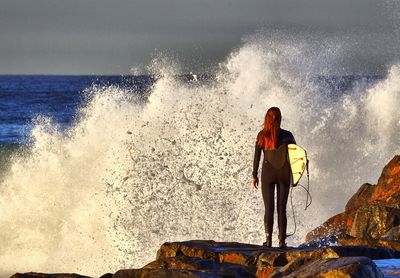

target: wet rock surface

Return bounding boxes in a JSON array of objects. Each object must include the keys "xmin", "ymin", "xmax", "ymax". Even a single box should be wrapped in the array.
[
  {"xmin": 270, "ymin": 256, "xmax": 384, "ymax": 278},
  {"xmin": 11, "ymin": 241, "xmax": 398, "ymax": 277},
  {"xmin": 10, "ymin": 273, "xmax": 91, "ymax": 278},
  {"xmin": 110, "ymin": 241, "xmax": 398, "ymax": 277}
]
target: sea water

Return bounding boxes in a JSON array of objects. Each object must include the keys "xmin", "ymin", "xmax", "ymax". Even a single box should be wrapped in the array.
[{"xmin": 0, "ymin": 34, "xmax": 399, "ymax": 277}]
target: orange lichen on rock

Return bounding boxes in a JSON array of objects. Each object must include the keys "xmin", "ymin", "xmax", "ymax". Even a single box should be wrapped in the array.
[
  {"xmin": 256, "ymin": 265, "xmax": 275, "ymax": 278},
  {"xmin": 219, "ymin": 252, "xmax": 247, "ymax": 265},
  {"xmin": 389, "ymin": 165, "xmax": 400, "ymax": 177}
]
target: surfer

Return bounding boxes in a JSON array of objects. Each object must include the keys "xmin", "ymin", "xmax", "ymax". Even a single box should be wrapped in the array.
[{"xmin": 252, "ymin": 107, "xmax": 296, "ymax": 248}]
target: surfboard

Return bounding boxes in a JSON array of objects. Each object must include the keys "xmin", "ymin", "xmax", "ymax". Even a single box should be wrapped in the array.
[{"xmin": 287, "ymin": 144, "xmax": 308, "ymax": 186}]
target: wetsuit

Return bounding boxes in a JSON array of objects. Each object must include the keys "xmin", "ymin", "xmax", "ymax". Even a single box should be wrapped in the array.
[{"xmin": 252, "ymin": 128, "xmax": 296, "ymax": 242}]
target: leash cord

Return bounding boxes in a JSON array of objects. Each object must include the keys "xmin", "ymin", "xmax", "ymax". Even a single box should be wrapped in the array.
[{"xmin": 287, "ymin": 159, "xmax": 311, "ymax": 237}]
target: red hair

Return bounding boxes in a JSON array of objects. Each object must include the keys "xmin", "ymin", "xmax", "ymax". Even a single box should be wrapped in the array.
[{"xmin": 257, "ymin": 107, "xmax": 282, "ymax": 150}]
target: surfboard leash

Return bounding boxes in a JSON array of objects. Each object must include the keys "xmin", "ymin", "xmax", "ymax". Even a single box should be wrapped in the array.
[
  {"xmin": 287, "ymin": 185, "xmax": 297, "ymax": 237},
  {"xmin": 287, "ymin": 158, "xmax": 312, "ymax": 238}
]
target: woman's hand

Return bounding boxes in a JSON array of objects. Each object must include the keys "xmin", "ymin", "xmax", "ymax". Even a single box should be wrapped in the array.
[{"xmin": 252, "ymin": 178, "xmax": 258, "ymax": 189}]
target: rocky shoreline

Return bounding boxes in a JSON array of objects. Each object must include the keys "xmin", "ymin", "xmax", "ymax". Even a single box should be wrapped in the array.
[{"xmin": 10, "ymin": 155, "xmax": 400, "ymax": 278}]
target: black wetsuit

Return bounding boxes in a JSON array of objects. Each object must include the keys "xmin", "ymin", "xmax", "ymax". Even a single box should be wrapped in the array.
[{"xmin": 252, "ymin": 128, "xmax": 296, "ymax": 241}]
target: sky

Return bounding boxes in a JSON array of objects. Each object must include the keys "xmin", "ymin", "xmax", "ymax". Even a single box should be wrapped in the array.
[{"xmin": 0, "ymin": 0, "xmax": 399, "ymax": 74}]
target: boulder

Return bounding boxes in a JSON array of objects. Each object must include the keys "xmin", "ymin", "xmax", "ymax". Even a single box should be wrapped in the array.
[
  {"xmin": 305, "ymin": 209, "xmax": 357, "ymax": 242},
  {"xmin": 344, "ymin": 155, "xmax": 400, "ymax": 210},
  {"xmin": 371, "ymin": 155, "xmax": 400, "ymax": 205},
  {"xmin": 9, "ymin": 273, "xmax": 91, "ymax": 278},
  {"xmin": 156, "ymin": 240, "xmax": 262, "ymax": 265},
  {"xmin": 14, "ymin": 241, "xmax": 398, "ymax": 278},
  {"xmin": 269, "ymin": 256, "xmax": 384, "ymax": 278},
  {"xmin": 112, "ymin": 268, "xmax": 218, "ymax": 278},
  {"xmin": 382, "ymin": 226, "xmax": 400, "ymax": 241},
  {"xmin": 147, "ymin": 241, "xmax": 399, "ymax": 277},
  {"xmin": 143, "ymin": 255, "xmax": 256, "ymax": 276},
  {"xmin": 349, "ymin": 203, "xmax": 400, "ymax": 240},
  {"xmin": 99, "ymin": 274, "xmax": 113, "ymax": 278},
  {"xmin": 306, "ymin": 155, "xmax": 400, "ymax": 250},
  {"xmin": 345, "ymin": 183, "xmax": 374, "ymax": 211}
]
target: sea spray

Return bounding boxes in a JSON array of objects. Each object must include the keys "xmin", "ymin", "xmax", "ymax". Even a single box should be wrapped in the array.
[{"xmin": 0, "ymin": 34, "xmax": 399, "ymax": 276}]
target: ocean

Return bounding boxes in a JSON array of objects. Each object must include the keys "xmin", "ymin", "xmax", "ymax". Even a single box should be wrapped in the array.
[
  {"xmin": 0, "ymin": 75, "xmax": 152, "ymax": 186},
  {"xmin": 0, "ymin": 37, "xmax": 399, "ymax": 277}
]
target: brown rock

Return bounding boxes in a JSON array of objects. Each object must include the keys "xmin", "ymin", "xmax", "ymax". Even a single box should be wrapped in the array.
[
  {"xmin": 345, "ymin": 183, "xmax": 374, "ymax": 211},
  {"xmin": 382, "ymin": 225, "xmax": 400, "ymax": 241},
  {"xmin": 255, "ymin": 265, "xmax": 276, "ymax": 278},
  {"xmin": 270, "ymin": 257, "xmax": 384, "ymax": 278},
  {"xmin": 371, "ymin": 155, "xmax": 400, "ymax": 205},
  {"xmin": 156, "ymin": 241, "xmax": 218, "ymax": 261},
  {"xmin": 143, "ymin": 255, "xmax": 256, "ymax": 276},
  {"xmin": 218, "ymin": 251, "xmax": 248, "ymax": 265},
  {"xmin": 377, "ymin": 239, "xmax": 400, "ymax": 251},
  {"xmin": 143, "ymin": 256, "xmax": 200, "ymax": 270},
  {"xmin": 306, "ymin": 155, "xmax": 400, "ymax": 248},
  {"xmin": 279, "ymin": 245, "xmax": 400, "ymax": 264},
  {"xmin": 99, "ymin": 274, "xmax": 113, "ymax": 278},
  {"xmin": 10, "ymin": 273, "xmax": 91, "ymax": 278},
  {"xmin": 349, "ymin": 203, "xmax": 400, "ymax": 240},
  {"xmin": 269, "ymin": 257, "xmax": 313, "ymax": 277},
  {"xmin": 112, "ymin": 269, "xmax": 215, "ymax": 278},
  {"xmin": 156, "ymin": 240, "xmax": 260, "ymax": 262},
  {"xmin": 305, "ymin": 208, "xmax": 357, "ymax": 242},
  {"xmin": 255, "ymin": 250, "xmax": 287, "ymax": 267}
]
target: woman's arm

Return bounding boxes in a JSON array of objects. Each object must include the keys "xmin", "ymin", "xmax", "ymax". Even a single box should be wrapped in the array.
[
  {"xmin": 252, "ymin": 138, "xmax": 262, "ymax": 180},
  {"xmin": 252, "ymin": 139, "xmax": 262, "ymax": 189}
]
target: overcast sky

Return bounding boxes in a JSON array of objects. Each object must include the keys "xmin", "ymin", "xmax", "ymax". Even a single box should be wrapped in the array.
[{"xmin": 1, "ymin": 0, "xmax": 399, "ymax": 74}]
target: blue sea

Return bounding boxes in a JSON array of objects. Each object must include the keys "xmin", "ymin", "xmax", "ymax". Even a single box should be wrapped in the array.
[
  {"xmin": 0, "ymin": 75, "xmax": 155, "ymax": 145},
  {"xmin": 0, "ymin": 75, "xmax": 152, "ymax": 178}
]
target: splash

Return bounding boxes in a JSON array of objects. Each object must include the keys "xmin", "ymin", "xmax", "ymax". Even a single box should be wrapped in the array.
[{"xmin": 0, "ymin": 34, "xmax": 399, "ymax": 276}]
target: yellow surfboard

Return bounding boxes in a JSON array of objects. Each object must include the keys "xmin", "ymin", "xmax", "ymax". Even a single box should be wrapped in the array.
[{"xmin": 287, "ymin": 144, "xmax": 308, "ymax": 186}]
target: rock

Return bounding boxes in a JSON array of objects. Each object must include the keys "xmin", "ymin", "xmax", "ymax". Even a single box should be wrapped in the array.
[
  {"xmin": 157, "ymin": 240, "xmax": 218, "ymax": 261},
  {"xmin": 255, "ymin": 265, "xmax": 276, "ymax": 278},
  {"xmin": 112, "ymin": 268, "xmax": 217, "ymax": 278},
  {"xmin": 382, "ymin": 225, "xmax": 400, "ymax": 241},
  {"xmin": 306, "ymin": 155, "xmax": 400, "ymax": 251},
  {"xmin": 269, "ymin": 257, "xmax": 313, "ymax": 277},
  {"xmin": 286, "ymin": 245, "xmax": 400, "ymax": 261},
  {"xmin": 255, "ymin": 245, "xmax": 400, "ymax": 269},
  {"xmin": 305, "ymin": 208, "xmax": 357, "ymax": 242},
  {"xmin": 150, "ymin": 241, "xmax": 400, "ymax": 277},
  {"xmin": 9, "ymin": 273, "xmax": 91, "ymax": 278},
  {"xmin": 371, "ymin": 155, "xmax": 400, "ymax": 206},
  {"xmin": 345, "ymin": 183, "xmax": 374, "ymax": 211},
  {"xmin": 157, "ymin": 240, "xmax": 262, "ymax": 265},
  {"xmin": 338, "ymin": 237, "xmax": 400, "ymax": 254},
  {"xmin": 11, "ymin": 240, "xmax": 400, "ymax": 278},
  {"xmin": 98, "ymin": 274, "xmax": 113, "ymax": 278},
  {"xmin": 143, "ymin": 255, "xmax": 256, "ymax": 276},
  {"xmin": 345, "ymin": 155, "xmax": 400, "ymax": 210},
  {"xmin": 270, "ymin": 257, "xmax": 384, "ymax": 278},
  {"xmin": 349, "ymin": 203, "xmax": 400, "ymax": 240}
]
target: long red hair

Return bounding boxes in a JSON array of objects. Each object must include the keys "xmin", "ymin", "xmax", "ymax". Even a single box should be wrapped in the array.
[{"xmin": 257, "ymin": 107, "xmax": 282, "ymax": 150}]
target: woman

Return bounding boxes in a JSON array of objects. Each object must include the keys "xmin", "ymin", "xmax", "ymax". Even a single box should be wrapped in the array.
[{"xmin": 252, "ymin": 107, "xmax": 296, "ymax": 248}]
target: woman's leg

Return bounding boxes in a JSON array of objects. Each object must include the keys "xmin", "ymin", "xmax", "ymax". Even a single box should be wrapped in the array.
[
  {"xmin": 261, "ymin": 164, "xmax": 276, "ymax": 244},
  {"xmin": 276, "ymin": 181, "xmax": 290, "ymax": 242},
  {"xmin": 276, "ymin": 163, "xmax": 291, "ymax": 244}
]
